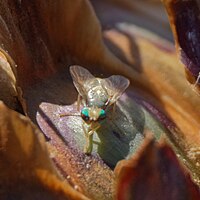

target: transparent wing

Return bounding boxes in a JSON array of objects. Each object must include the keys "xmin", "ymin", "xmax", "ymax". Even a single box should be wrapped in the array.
[
  {"xmin": 101, "ymin": 75, "xmax": 130, "ymax": 104},
  {"xmin": 70, "ymin": 65, "xmax": 95, "ymax": 98}
]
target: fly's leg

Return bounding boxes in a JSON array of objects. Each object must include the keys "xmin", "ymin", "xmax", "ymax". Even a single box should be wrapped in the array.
[
  {"xmin": 88, "ymin": 123, "xmax": 101, "ymax": 136},
  {"xmin": 82, "ymin": 123, "xmax": 93, "ymax": 154},
  {"xmin": 84, "ymin": 134, "xmax": 94, "ymax": 154},
  {"xmin": 59, "ymin": 113, "xmax": 80, "ymax": 117},
  {"xmin": 82, "ymin": 123, "xmax": 101, "ymax": 154},
  {"xmin": 82, "ymin": 123, "xmax": 88, "ymax": 138}
]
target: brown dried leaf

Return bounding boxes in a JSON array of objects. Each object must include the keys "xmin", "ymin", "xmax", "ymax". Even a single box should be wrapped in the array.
[
  {"xmin": 93, "ymin": 1, "xmax": 200, "ymax": 183},
  {"xmin": 1, "ymin": 0, "xmax": 171, "ymax": 198},
  {"xmin": 163, "ymin": 0, "xmax": 200, "ymax": 91},
  {"xmin": 115, "ymin": 137, "xmax": 200, "ymax": 200},
  {"xmin": 0, "ymin": 101, "xmax": 89, "ymax": 200},
  {"xmin": 0, "ymin": 0, "xmax": 126, "ymax": 89},
  {"xmin": 0, "ymin": 1, "xmax": 119, "ymax": 199},
  {"xmin": 0, "ymin": 49, "xmax": 18, "ymax": 110},
  {"xmin": 1, "ymin": 0, "xmax": 200, "ymax": 198}
]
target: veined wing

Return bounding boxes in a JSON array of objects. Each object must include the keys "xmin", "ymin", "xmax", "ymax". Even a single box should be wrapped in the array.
[
  {"xmin": 101, "ymin": 75, "xmax": 130, "ymax": 105},
  {"xmin": 70, "ymin": 65, "xmax": 95, "ymax": 98}
]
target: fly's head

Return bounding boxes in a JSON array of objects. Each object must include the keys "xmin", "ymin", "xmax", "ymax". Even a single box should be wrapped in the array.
[{"xmin": 81, "ymin": 106, "xmax": 106, "ymax": 124}]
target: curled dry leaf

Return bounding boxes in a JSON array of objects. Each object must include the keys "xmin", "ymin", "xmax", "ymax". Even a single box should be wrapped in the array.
[
  {"xmin": 115, "ymin": 137, "xmax": 200, "ymax": 200},
  {"xmin": 0, "ymin": 101, "xmax": 89, "ymax": 200},
  {"xmin": 0, "ymin": 49, "xmax": 18, "ymax": 110},
  {"xmin": 163, "ymin": 0, "xmax": 200, "ymax": 91},
  {"xmin": 0, "ymin": 0, "xmax": 179, "ymax": 199},
  {"xmin": 1, "ymin": 0, "xmax": 200, "ymax": 199},
  {"xmin": 0, "ymin": 1, "xmax": 123, "ymax": 199},
  {"xmin": 93, "ymin": 0, "xmax": 200, "ymax": 183}
]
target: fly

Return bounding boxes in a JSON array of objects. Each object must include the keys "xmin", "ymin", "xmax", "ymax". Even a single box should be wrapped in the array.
[{"xmin": 60, "ymin": 65, "xmax": 130, "ymax": 154}]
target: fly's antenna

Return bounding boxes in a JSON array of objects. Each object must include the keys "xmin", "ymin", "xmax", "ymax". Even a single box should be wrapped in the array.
[{"xmin": 60, "ymin": 113, "xmax": 81, "ymax": 118}]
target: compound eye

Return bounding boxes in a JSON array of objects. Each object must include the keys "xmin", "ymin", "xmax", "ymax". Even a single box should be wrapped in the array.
[
  {"xmin": 81, "ymin": 107, "xmax": 90, "ymax": 121},
  {"xmin": 99, "ymin": 109, "xmax": 106, "ymax": 119}
]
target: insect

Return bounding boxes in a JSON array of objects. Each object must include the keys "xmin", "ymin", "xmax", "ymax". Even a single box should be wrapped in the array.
[{"xmin": 61, "ymin": 65, "xmax": 130, "ymax": 154}]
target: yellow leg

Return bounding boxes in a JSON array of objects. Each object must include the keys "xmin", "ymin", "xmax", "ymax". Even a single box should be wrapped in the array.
[
  {"xmin": 82, "ymin": 123, "xmax": 101, "ymax": 154},
  {"xmin": 59, "ymin": 113, "xmax": 80, "ymax": 117},
  {"xmin": 82, "ymin": 123, "xmax": 88, "ymax": 138},
  {"xmin": 88, "ymin": 123, "xmax": 101, "ymax": 136},
  {"xmin": 82, "ymin": 123, "xmax": 91, "ymax": 154},
  {"xmin": 84, "ymin": 134, "xmax": 94, "ymax": 154}
]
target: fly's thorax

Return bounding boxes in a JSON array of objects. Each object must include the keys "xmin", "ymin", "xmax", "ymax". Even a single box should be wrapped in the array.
[
  {"xmin": 87, "ymin": 85, "xmax": 108, "ymax": 108},
  {"xmin": 81, "ymin": 106, "xmax": 106, "ymax": 123}
]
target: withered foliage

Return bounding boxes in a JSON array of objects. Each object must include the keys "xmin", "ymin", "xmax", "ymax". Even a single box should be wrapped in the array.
[{"xmin": 0, "ymin": 0, "xmax": 200, "ymax": 200}]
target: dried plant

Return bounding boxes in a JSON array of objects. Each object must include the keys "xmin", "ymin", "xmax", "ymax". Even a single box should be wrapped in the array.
[{"xmin": 0, "ymin": 0, "xmax": 200, "ymax": 199}]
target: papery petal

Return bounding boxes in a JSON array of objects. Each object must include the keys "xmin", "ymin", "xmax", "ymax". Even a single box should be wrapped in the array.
[
  {"xmin": 0, "ymin": 102, "xmax": 89, "ymax": 200},
  {"xmin": 115, "ymin": 137, "xmax": 200, "ymax": 200},
  {"xmin": 163, "ymin": 0, "xmax": 200, "ymax": 89}
]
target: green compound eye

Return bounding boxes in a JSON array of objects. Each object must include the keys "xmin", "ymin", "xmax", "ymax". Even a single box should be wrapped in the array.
[
  {"xmin": 81, "ymin": 107, "xmax": 90, "ymax": 121},
  {"xmin": 99, "ymin": 109, "xmax": 106, "ymax": 119}
]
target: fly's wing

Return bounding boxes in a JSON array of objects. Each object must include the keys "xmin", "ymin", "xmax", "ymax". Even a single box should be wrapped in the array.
[
  {"xmin": 70, "ymin": 65, "xmax": 95, "ymax": 98},
  {"xmin": 101, "ymin": 75, "xmax": 130, "ymax": 105}
]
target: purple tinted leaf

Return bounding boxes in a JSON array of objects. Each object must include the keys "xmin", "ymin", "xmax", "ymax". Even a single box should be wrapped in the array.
[
  {"xmin": 115, "ymin": 138, "xmax": 200, "ymax": 200},
  {"xmin": 164, "ymin": 0, "xmax": 200, "ymax": 83}
]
